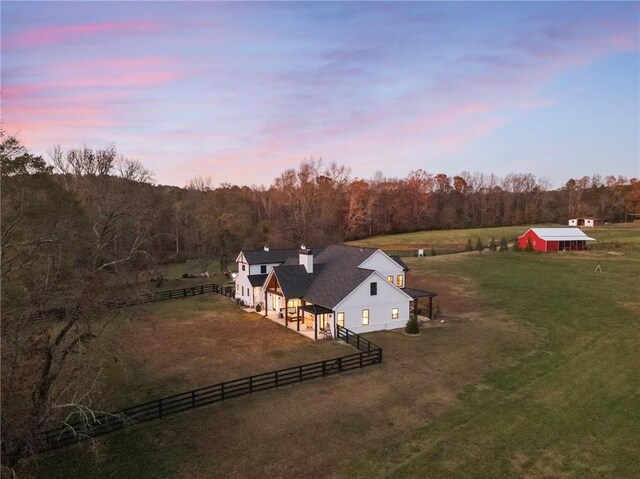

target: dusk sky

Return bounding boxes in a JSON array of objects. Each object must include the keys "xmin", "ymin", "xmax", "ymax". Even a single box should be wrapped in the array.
[{"xmin": 2, "ymin": 1, "xmax": 639, "ymax": 188}]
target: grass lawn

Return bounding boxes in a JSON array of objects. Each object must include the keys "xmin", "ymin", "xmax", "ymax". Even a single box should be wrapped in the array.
[
  {"xmin": 92, "ymin": 295, "xmax": 355, "ymax": 412},
  {"xmin": 25, "ymin": 226, "xmax": 640, "ymax": 478}
]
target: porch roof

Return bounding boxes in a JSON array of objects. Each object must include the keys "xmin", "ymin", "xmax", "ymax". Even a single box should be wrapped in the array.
[
  {"xmin": 248, "ymin": 274, "xmax": 268, "ymax": 287},
  {"xmin": 403, "ymin": 287, "xmax": 437, "ymax": 299},
  {"xmin": 299, "ymin": 304, "xmax": 333, "ymax": 315}
]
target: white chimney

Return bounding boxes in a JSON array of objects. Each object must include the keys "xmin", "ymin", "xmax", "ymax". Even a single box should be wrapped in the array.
[
  {"xmin": 299, "ymin": 248, "xmax": 313, "ymax": 273},
  {"xmin": 264, "ymin": 245, "xmax": 269, "ymax": 251}
]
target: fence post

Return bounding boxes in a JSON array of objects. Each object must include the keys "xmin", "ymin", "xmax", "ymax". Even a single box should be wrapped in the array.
[
  {"xmin": 357, "ymin": 335, "xmax": 360, "ymax": 351},
  {"xmin": 346, "ymin": 330, "xmax": 349, "ymax": 346},
  {"xmin": 183, "ymin": 288, "xmax": 186, "ymax": 298},
  {"xmin": 221, "ymin": 382, "xmax": 225, "ymax": 400},
  {"xmin": 158, "ymin": 398, "xmax": 163, "ymax": 418},
  {"xmin": 192, "ymin": 390, "xmax": 196, "ymax": 408},
  {"xmin": 249, "ymin": 376, "xmax": 253, "ymax": 393},
  {"xmin": 338, "ymin": 357, "xmax": 342, "ymax": 372},
  {"xmin": 200, "ymin": 285, "xmax": 204, "ymax": 295},
  {"xmin": 299, "ymin": 365, "xmax": 303, "ymax": 382},
  {"xmin": 275, "ymin": 371, "xmax": 279, "ymax": 387}
]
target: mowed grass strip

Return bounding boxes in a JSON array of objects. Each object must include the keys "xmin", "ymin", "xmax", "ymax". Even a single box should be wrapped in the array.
[{"xmin": 339, "ymin": 242, "xmax": 640, "ymax": 478}]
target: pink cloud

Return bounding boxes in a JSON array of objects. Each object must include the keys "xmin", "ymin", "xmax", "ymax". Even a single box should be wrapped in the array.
[
  {"xmin": 5, "ymin": 21, "xmax": 162, "ymax": 48},
  {"xmin": 517, "ymin": 98, "xmax": 556, "ymax": 110}
]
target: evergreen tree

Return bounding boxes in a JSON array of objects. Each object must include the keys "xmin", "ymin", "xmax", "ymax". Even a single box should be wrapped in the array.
[
  {"xmin": 476, "ymin": 237, "xmax": 484, "ymax": 252},
  {"xmin": 525, "ymin": 238, "xmax": 534, "ymax": 252},
  {"xmin": 466, "ymin": 238, "xmax": 473, "ymax": 251},
  {"xmin": 499, "ymin": 237, "xmax": 508, "ymax": 251},
  {"xmin": 488, "ymin": 237, "xmax": 497, "ymax": 251},
  {"xmin": 405, "ymin": 310, "xmax": 420, "ymax": 334}
]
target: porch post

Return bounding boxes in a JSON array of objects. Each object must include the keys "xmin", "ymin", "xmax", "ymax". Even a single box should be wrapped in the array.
[
  {"xmin": 284, "ymin": 298, "xmax": 289, "ymax": 328},
  {"xmin": 297, "ymin": 305, "xmax": 300, "ymax": 331},
  {"xmin": 314, "ymin": 314, "xmax": 318, "ymax": 341},
  {"xmin": 429, "ymin": 296, "xmax": 433, "ymax": 319},
  {"xmin": 264, "ymin": 292, "xmax": 268, "ymax": 317}
]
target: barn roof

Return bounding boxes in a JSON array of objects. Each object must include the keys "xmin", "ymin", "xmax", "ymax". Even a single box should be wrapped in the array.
[{"xmin": 522, "ymin": 228, "xmax": 596, "ymax": 242}]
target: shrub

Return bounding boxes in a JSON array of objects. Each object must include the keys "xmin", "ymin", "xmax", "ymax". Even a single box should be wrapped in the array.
[
  {"xmin": 255, "ymin": 303, "xmax": 262, "ymax": 313},
  {"xmin": 512, "ymin": 240, "xmax": 521, "ymax": 252},
  {"xmin": 525, "ymin": 238, "xmax": 534, "ymax": 252},
  {"xmin": 405, "ymin": 311, "xmax": 420, "ymax": 334},
  {"xmin": 476, "ymin": 237, "xmax": 484, "ymax": 252},
  {"xmin": 499, "ymin": 237, "xmax": 508, "ymax": 251},
  {"xmin": 488, "ymin": 237, "xmax": 497, "ymax": 251},
  {"xmin": 466, "ymin": 238, "xmax": 473, "ymax": 251}
]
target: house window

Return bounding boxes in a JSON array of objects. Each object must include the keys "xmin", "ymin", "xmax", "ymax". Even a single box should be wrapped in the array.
[
  {"xmin": 337, "ymin": 312, "xmax": 345, "ymax": 328},
  {"xmin": 242, "ymin": 286, "xmax": 245, "ymax": 296},
  {"xmin": 236, "ymin": 284, "xmax": 239, "ymax": 293},
  {"xmin": 392, "ymin": 308, "xmax": 399, "ymax": 319},
  {"xmin": 242, "ymin": 264, "xmax": 246, "ymax": 271},
  {"xmin": 387, "ymin": 275, "xmax": 393, "ymax": 283},
  {"xmin": 396, "ymin": 275, "xmax": 403, "ymax": 287},
  {"xmin": 370, "ymin": 282, "xmax": 377, "ymax": 296},
  {"xmin": 260, "ymin": 265, "xmax": 267, "ymax": 274},
  {"xmin": 362, "ymin": 309, "xmax": 369, "ymax": 326}
]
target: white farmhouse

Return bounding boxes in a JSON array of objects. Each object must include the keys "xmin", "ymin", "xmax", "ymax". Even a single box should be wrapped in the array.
[{"xmin": 235, "ymin": 245, "xmax": 436, "ymax": 339}]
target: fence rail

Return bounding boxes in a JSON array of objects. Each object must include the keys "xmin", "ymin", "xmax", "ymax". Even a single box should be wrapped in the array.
[
  {"xmin": 30, "ymin": 283, "xmax": 235, "ymax": 322},
  {"xmin": 42, "ymin": 327, "xmax": 382, "ymax": 450}
]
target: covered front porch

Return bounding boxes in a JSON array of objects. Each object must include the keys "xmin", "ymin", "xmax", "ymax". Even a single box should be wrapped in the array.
[{"xmin": 261, "ymin": 300, "xmax": 333, "ymax": 341}]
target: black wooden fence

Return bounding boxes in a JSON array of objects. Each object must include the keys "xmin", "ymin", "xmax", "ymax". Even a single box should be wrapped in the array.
[
  {"xmin": 30, "ymin": 283, "xmax": 235, "ymax": 322},
  {"xmin": 41, "ymin": 327, "xmax": 382, "ymax": 451}
]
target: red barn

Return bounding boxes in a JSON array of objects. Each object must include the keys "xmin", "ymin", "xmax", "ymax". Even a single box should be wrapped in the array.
[{"xmin": 517, "ymin": 228, "xmax": 596, "ymax": 252}]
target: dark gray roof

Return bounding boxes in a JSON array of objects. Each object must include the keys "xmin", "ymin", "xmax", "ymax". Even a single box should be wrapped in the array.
[
  {"xmin": 241, "ymin": 249, "xmax": 299, "ymax": 265},
  {"xmin": 303, "ymin": 245, "xmax": 378, "ymax": 309},
  {"xmin": 403, "ymin": 287, "xmax": 437, "ymax": 299},
  {"xmin": 247, "ymin": 274, "xmax": 268, "ymax": 287},
  {"xmin": 272, "ymin": 264, "xmax": 321, "ymax": 298},
  {"xmin": 391, "ymin": 255, "xmax": 409, "ymax": 271}
]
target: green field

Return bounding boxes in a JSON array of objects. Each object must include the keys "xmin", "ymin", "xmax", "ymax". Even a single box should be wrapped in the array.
[
  {"xmin": 348, "ymin": 223, "xmax": 640, "ymax": 254},
  {"xmin": 25, "ymin": 226, "xmax": 640, "ymax": 478}
]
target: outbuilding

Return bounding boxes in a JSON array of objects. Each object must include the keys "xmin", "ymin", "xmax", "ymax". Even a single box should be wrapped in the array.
[
  {"xmin": 568, "ymin": 218, "xmax": 598, "ymax": 228},
  {"xmin": 517, "ymin": 227, "xmax": 596, "ymax": 252}
]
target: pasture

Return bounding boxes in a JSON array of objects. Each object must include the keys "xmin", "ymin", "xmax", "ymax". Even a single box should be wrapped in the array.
[{"xmin": 26, "ymin": 226, "xmax": 640, "ymax": 478}]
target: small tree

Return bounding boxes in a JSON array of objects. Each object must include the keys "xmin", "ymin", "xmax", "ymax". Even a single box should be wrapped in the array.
[
  {"xmin": 512, "ymin": 239, "xmax": 522, "ymax": 252},
  {"xmin": 466, "ymin": 238, "xmax": 473, "ymax": 252},
  {"xmin": 476, "ymin": 237, "xmax": 484, "ymax": 253},
  {"xmin": 488, "ymin": 237, "xmax": 497, "ymax": 252},
  {"xmin": 405, "ymin": 310, "xmax": 420, "ymax": 334},
  {"xmin": 499, "ymin": 237, "xmax": 508, "ymax": 252},
  {"xmin": 525, "ymin": 238, "xmax": 534, "ymax": 252}
]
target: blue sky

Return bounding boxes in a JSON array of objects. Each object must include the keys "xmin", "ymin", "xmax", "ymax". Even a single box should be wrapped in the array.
[{"xmin": 2, "ymin": 1, "xmax": 639, "ymax": 187}]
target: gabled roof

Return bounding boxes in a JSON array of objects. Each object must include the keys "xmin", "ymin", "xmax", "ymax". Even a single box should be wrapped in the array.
[
  {"xmin": 390, "ymin": 255, "xmax": 409, "ymax": 271},
  {"xmin": 271, "ymin": 264, "xmax": 321, "ymax": 298},
  {"xmin": 263, "ymin": 244, "xmax": 414, "ymax": 309},
  {"xmin": 521, "ymin": 227, "xmax": 596, "ymax": 241},
  {"xmin": 240, "ymin": 249, "xmax": 299, "ymax": 265},
  {"xmin": 247, "ymin": 274, "xmax": 268, "ymax": 287},
  {"xmin": 303, "ymin": 245, "xmax": 378, "ymax": 309}
]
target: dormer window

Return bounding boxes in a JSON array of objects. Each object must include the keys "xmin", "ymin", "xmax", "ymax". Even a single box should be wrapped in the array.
[
  {"xmin": 260, "ymin": 265, "xmax": 267, "ymax": 274},
  {"xmin": 242, "ymin": 264, "xmax": 246, "ymax": 271},
  {"xmin": 370, "ymin": 282, "xmax": 377, "ymax": 296}
]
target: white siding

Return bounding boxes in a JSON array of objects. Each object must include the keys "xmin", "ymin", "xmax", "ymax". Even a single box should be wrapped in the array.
[
  {"xmin": 334, "ymin": 272, "xmax": 411, "ymax": 334},
  {"xmin": 234, "ymin": 260, "xmax": 254, "ymax": 306},
  {"xmin": 249, "ymin": 263, "xmax": 281, "ymax": 275},
  {"xmin": 358, "ymin": 250, "xmax": 405, "ymax": 288}
]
